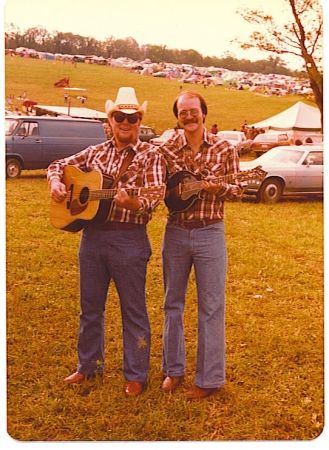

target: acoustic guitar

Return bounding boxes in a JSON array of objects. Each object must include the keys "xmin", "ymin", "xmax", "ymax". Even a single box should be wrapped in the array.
[
  {"xmin": 50, "ymin": 165, "xmax": 165, "ymax": 232},
  {"xmin": 165, "ymin": 166, "xmax": 267, "ymax": 213}
]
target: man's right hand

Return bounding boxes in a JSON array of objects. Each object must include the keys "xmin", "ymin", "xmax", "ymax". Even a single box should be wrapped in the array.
[{"xmin": 50, "ymin": 178, "xmax": 67, "ymax": 202}]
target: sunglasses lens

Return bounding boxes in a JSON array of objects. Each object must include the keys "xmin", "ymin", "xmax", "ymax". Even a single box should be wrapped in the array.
[
  {"xmin": 113, "ymin": 113, "xmax": 125, "ymax": 123},
  {"xmin": 113, "ymin": 113, "xmax": 140, "ymax": 124},
  {"xmin": 127, "ymin": 114, "xmax": 139, "ymax": 124}
]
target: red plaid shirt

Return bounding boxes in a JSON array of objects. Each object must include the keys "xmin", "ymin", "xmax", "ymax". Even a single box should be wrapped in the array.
[
  {"xmin": 159, "ymin": 128, "xmax": 242, "ymax": 222},
  {"xmin": 47, "ymin": 138, "xmax": 166, "ymax": 224}
]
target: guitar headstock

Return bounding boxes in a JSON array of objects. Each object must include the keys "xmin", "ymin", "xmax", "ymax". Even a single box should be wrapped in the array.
[
  {"xmin": 140, "ymin": 185, "xmax": 166, "ymax": 200},
  {"xmin": 237, "ymin": 166, "xmax": 267, "ymax": 183}
]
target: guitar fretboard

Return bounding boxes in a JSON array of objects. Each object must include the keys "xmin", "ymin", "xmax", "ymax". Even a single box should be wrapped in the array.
[{"xmin": 89, "ymin": 188, "xmax": 141, "ymax": 200}]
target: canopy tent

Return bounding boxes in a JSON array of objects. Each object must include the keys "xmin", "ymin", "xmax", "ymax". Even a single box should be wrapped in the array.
[
  {"xmin": 251, "ymin": 101, "xmax": 321, "ymax": 139},
  {"xmin": 33, "ymin": 105, "xmax": 107, "ymax": 121}
]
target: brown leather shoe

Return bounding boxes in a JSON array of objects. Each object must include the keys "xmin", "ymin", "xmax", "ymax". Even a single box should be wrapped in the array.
[
  {"xmin": 185, "ymin": 385, "xmax": 217, "ymax": 400},
  {"xmin": 124, "ymin": 381, "xmax": 145, "ymax": 397},
  {"xmin": 64, "ymin": 371, "xmax": 86, "ymax": 384},
  {"xmin": 162, "ymin": 376, "xmax": 184, "ymax": 393}
]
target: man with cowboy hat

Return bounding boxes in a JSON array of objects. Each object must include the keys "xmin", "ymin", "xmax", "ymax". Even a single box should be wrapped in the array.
[{"xmin": 48, "ymin": 87, "xmax": 166, "ymax": 396}]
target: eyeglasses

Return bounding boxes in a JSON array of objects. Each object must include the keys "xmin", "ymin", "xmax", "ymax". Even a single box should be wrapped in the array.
[
  {"xmin": 177, "ymin": 108, "xmax": 200, "ymax": 119},
  {"xmin": 112, "ymin": 112, "xmax": 141, "ymax": 124}
]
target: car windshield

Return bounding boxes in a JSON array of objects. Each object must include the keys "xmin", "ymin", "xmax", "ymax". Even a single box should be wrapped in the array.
[
  {"xmin": 254, "ymin": 134, "xmax": 279, "ymax": 143},
  {"xmin": 5, "ymin": 119, "xmax": 19, "ymax": 136},
  {"xmin": 256, "ymin": 148, "xmax": 303, "ymax": 164},
  {"xmin": 218, "ymin": 133, "xmax": 238, "ymax": 141}
]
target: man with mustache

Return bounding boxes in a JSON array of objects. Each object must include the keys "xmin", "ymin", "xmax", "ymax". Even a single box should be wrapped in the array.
[
  {"xmin": 159, "ymin": 91, "xmax": 242, "ymax": 400},
  {"xmin": 48, "ymin": 87, "xmax": 166, "ymax": 397}
]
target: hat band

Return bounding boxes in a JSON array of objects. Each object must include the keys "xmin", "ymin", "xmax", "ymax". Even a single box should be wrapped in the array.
[{"xmin": 117, "ymin": 104, "xmax": 139, "ymax": 110}]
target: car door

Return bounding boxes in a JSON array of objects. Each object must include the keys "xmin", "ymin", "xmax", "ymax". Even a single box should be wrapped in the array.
[
  {"xmin": 12, "ymin": 120, "xmax": 42, "ymax": 169},
  {"xmin": 295, "ymin": 151, "xmax": 323, "ymax": 192}
]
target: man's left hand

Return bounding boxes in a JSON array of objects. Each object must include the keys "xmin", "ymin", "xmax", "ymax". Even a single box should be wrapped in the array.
[
  {"xmin": 114, "ymin": 188, "xmax": 142, "ymax": 211},
  {"xmin": 201, "ymin": 180, "xmax": 222, "ymax": 194}
]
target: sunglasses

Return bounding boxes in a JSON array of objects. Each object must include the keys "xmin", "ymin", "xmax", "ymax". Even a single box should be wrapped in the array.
[{"xmin": 112, "ymin": 112, "xmax": 141, "ymax": 124}]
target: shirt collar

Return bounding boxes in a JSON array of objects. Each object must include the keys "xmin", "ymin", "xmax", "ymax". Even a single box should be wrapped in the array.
[
  {"xmin": 203, "ymin": 128, "xmax": 214, "ymax": 145},
  {"xmin": 180, "ymin": 127, "xmax": 212, "ymax": 147},
  {"xmin": 109, "ymin": 137, "xmax": 139, "ymax": 154}
]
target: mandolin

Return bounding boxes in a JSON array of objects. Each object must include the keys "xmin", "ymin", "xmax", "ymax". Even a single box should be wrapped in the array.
[{"xmin": 165, "ymin": 166, "xmax": 266, "ymax": 213}]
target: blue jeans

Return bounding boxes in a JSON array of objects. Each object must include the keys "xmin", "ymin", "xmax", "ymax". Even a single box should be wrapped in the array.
[
  {"xmin": 77, "ymin": 225, "xmax": 151, "ymax": 382},
  {"xmin": 162, "ymin": 222, "xmax": 227, "ymax": 389}
]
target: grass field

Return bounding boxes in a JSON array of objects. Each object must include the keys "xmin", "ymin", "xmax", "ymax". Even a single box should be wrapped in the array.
[
  {"xmin": 5, "ymin": 55, "xmax": 314, "ymax": 133},
  {"xmin": 5, "ymin": 57, "xmax": 324, "ymax": 442}
]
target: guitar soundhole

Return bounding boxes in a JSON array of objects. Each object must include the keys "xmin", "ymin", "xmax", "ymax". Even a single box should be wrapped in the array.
[{"xmin": 79, "ymin": 187, "xmax": 90, "ymax": 204}]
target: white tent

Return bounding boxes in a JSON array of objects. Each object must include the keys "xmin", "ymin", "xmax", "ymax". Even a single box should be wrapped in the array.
[{"xmin": 251, "ymin": 101, "xmax": 321, "ymax": 140}]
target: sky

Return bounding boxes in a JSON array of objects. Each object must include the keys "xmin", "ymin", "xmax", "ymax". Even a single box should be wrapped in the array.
[{"xmin": 2, "ymin": 0, "xmax": 317, "ymax": 70}]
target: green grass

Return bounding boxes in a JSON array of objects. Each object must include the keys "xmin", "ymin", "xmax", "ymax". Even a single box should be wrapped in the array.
[
  {"xmin": 6, "ymin": 175, "xmax": 324, "ymax": 441},
  {"xmin": 5, "ymin": 57, "xmax": 324, "ymax": 441},
  {"xmin": 5, "ymin": 55, "xmax": 314, "ymax": 133}
]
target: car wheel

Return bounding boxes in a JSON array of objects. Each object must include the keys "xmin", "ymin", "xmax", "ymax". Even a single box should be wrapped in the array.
[
  {"xmin": 6, "ymin": 158, "xmax": 22, "ymax": 179},
  {"xmin": 257, "ymin": 178, "xmax": 284, "ymax": 203}
]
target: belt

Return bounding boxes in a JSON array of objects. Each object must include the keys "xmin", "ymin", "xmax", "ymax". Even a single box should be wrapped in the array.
[
  {"xmin": 168, "ymin": 218, "xmax": 221, "ymax": 229},
  {"xmin": 96, "ymin": 221, "xmax": 145, "ymax": 231}
]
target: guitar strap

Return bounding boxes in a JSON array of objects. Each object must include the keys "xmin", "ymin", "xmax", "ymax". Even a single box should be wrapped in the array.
[{"xmin": 111, "ymin": 147, "xmax": 135, "ymax": 188}]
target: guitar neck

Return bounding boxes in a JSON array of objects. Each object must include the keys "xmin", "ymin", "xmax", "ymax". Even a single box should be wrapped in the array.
[{"xmin": 89, "ymin": 188, "xmax": 140, "ymax": 201}]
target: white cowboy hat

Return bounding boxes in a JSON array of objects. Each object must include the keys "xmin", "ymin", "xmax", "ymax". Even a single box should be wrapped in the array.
[{"xmin": 105, "ymin": 87, "xmax": 147, "ymax": 116}]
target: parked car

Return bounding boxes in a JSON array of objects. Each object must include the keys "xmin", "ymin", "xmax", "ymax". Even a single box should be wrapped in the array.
[
  {"xmin": 240, "ymin": 145, "xmax": 323, "ymax": 203},
  {"xmin": 250, "ymin": 131, "xmax": 291, "ymax": 157},
  {"xmin": 5, "ymin": 115, "xmax": 106, "ymax": 178},
  {"xmin": 149, "ymin": 128, "xmax": 183, "ymax": 146},
  {"xmin": 217, "ymin": 130, "xmax": 251, "ymax": 154},
  {"xmin": 139, "ymin": 125, "xmax": 159, "ymax": 142}
]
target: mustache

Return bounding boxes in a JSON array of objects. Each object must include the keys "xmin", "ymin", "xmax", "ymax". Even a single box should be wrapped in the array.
[{"xmin": 183, "ymin": 119, "xmax": 198, "ymax": 125}]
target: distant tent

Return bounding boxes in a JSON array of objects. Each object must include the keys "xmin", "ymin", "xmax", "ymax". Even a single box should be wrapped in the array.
[
  {"xmin": 34, "ymin": 105, "xmax": 107, "ymax": 121},
  {"xmin": 251, "ymin": 101, "xmax": 321, "ymax": 132},
  {"xmin": 250, "ymin": 101, "xmax": 321, "ymax": 141}
]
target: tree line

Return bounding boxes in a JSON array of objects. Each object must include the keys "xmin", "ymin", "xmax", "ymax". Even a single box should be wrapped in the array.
[{"xmin": 5, "ymin": 24, "xmax": 303, "ymax": 77}]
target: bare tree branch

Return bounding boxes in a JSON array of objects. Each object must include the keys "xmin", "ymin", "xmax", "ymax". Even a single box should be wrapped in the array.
[{"xmin": 236, "ymin": 0, "xmax": 323, "ymax": 129}]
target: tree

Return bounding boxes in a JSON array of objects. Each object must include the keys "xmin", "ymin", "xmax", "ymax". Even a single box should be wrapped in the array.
[
  {"xmin": 236, "ymin": 0, "xmax": 323, "ymax": 129},
  {"xmin": 144, "ymin": 44, "xmax": 169, "ymax": 63}
]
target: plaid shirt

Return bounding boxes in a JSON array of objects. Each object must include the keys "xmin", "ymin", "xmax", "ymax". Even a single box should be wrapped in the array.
[
  {"xmin": 47, "ymin": 138, "xmax": 166, "ymax": 224},
  {"xmin": 159, "ymin": 128, "xmax": 242, "ymax": 222}
]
